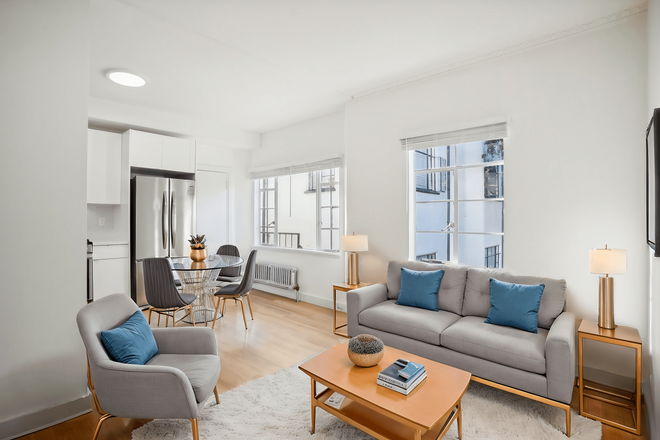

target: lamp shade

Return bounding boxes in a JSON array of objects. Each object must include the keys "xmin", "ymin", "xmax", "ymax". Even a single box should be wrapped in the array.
[
  {"xmin": 589, "ymin": 248, "xmax": 627, "ymax": 274},
  {"xmin": 341, "ymin": 235, "xmax": 368, "ymax": 252}
]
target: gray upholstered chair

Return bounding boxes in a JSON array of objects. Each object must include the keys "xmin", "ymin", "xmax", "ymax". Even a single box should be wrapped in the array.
[
  {"xmin": 212, "ymin": 249, "xmax": 257, "ymax": 329},
  {"xmin": 77, "ymin": 294, "xmax": 221, "ymax": 440},
  {"xmin": 215, "ymin": 244, "xmax": 242, "ymax": 283},
  {"xmin": 143, "ymin": 257, "xmax": 197, "ymax": 327}
]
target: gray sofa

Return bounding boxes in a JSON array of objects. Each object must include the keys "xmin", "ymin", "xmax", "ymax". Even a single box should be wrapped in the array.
[{"xmin": 347, "ymin": 260, "xmax": 576, "ymax": 436}]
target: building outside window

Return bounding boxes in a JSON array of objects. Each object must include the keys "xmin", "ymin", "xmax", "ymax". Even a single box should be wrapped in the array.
[
  {"xmin": 255, "ymin": 166, "xmax": 340, "ymax": 252},
  {"xmin": 485, "ymin": 245, "xmax": 500, "ymax": 268},
  {"xmin": 412, "ymin": 139, "xmax": 504, "ymax": 268}
]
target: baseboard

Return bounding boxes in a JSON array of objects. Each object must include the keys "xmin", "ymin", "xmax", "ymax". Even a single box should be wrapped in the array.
[
  {"xmin": 253, "ymin": 284, "xmax": 334, "ymax": 309},
  {"xmin": 0, "ymin": 394, "xmax": 91, "ymax": 440}
]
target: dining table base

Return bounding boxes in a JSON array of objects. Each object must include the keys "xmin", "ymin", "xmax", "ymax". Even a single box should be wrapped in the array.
[{"xmin": 176, "ymin": 268, "xmax": 223, "ymax": 326}]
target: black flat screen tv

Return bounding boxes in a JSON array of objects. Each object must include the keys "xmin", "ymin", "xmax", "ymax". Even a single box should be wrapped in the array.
[{"xmin": 647, "ymin": 108, "xmax": 660, "ymax": 256}]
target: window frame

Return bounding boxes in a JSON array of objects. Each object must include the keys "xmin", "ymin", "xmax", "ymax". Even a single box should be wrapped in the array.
[
  {"xmin": 412, "ymin": 141, "xmax": 504, "ymax": 267},
  {"xmin": 255, "ymin": 167, "xmax": 340, "ymax": 253}
]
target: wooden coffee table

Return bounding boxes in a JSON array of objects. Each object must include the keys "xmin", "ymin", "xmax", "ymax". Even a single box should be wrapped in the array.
[{"xmin": 299, "ymin": 344, "xmax": 471, "ymax": 440}]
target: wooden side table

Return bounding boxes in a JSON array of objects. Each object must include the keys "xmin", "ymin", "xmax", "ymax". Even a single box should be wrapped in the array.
[
  {"xmin": 578, "ymin": 320, "xmax": 642, "ymax": 435},
  {"xmin": 332, "ymin": 282, "xmax": 371, "ymax": 337}
]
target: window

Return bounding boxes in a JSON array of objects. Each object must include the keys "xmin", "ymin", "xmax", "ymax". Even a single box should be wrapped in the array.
[
  {"xmin": 410, "ymin": 138, "xmax": 504, "ymax": 268},
  {"xmin": 415, "ymin": 149, "xmax": 447, "ymax": 194},
  {"xmin": 258, "ymin": 178, "xmax": 276, "ymax": 245},
  {"xmin": 252, "ymin": 161, "xmax": 341, "ymax": 252}
]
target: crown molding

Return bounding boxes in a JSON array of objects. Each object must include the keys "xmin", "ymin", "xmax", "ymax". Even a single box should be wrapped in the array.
[{"xmin": 352, "ymin": 3, "xmax": 648, "ymax": 99}]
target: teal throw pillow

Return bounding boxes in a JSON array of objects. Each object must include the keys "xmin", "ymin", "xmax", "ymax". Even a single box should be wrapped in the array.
[
  {"xmin": 101, "ymin": 310, "xmax": 159, "ymax": 364},
  {"xmin": 395, "ymin": 267, "xmax": 444, "ymax": 311},
  {"xmin": 485, "ymin": 278, "xmax": 545, "ymax": 333}
]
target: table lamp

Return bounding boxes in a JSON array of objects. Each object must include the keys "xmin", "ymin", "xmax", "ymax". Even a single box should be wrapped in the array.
[
  {"xmin": 341, "ymin": 233, "xmax": 368, "ymax": 285},
  {"xmin": 589, "ymin": 245, "xmax": 626, "ymax": 329}
]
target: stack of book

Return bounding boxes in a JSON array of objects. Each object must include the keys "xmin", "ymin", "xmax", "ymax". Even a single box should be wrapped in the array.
[{"xmin": 377, "ymin": 358, "xmax": 426, "ymax": 395}]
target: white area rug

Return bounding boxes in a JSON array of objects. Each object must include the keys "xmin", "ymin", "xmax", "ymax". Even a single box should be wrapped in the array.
[{"xmin": 132, "ymin": 364, "xmax": 601, "ymax": 440}]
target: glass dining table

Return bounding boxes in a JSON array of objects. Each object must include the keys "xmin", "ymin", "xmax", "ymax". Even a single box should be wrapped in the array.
[{"xmin": 170, "ymin": 254, "xmax": 243, "ymax": 325}]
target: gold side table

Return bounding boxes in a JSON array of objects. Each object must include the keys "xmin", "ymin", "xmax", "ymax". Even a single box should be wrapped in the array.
[
  {"xmin": 578, "ymin": 320, "xmax": 642, "ymax": 435},
  {"xmin": 332, "ymin": 282, "xmax": 371, "ymax": 337}
]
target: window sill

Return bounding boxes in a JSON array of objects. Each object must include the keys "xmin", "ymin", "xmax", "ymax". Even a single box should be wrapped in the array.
[{"xmin": 253, "ymin": 245, "xmax": 341, "ymax": 259}]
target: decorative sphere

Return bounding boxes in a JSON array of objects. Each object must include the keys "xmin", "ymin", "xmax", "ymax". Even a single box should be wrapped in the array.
[{"xmin": 347, "ymin": 334, "xmax": 384, "ymax": 367}]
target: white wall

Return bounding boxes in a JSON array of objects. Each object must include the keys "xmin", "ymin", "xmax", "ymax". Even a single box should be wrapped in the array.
[
  {"xmin": 0, "ymin": 0, "xmax": 90, "ymax": 427},
  {"xmin": 647, "ymin": 0, "xmax": 660, "ymax": 436},
  {"xmin": 251, "ymin": 112, "xmax": 345, "ymax": 307},
  {"xmin": 346, "ymin": 15, "xmax": 648, "ymax": 376}
]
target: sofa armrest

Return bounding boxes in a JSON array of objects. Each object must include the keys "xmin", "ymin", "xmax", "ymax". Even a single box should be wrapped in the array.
[
  {"xmin": 347, "ymin": 283, "xmax": 388, "ymax": 337},
  {"xmin": 91, "ymin": 359, "xmax": 199, "ymax": 419},
  {"xmin": 152, "ymin": 327, "xmax": 218, "ymax": 356},
  {"xmin": 545, "ymin": 311, "xmax": 576, "ymax": 404}
]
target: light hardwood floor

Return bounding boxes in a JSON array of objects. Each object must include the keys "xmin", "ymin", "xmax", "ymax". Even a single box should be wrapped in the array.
[{"xmin": 19, "ymin": 290, "xmax": 648, "ymax": 439}]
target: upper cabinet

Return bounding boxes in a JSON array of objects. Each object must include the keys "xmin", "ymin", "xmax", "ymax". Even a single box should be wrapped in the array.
[
  {"xmin": 87, "ymin": 129, "xmax": 122, "ymax": 204},
  {"xmin": 126, "ymin": 129, "xmax": 195, "ymax": 173}
]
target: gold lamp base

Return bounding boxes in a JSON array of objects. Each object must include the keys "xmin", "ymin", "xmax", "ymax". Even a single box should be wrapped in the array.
[
  {"xmin": 347, "ymin": 252, "xmax": 360, "ymax": 285},
  {"xmin": 598, "ymin": 276, "xmax": 617, "ymax": 330}
]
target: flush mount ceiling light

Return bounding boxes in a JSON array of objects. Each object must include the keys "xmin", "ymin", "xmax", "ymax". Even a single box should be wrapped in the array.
[{"xmin": 105, "ymin": 69, "xmax": 146, "ymax": 87}]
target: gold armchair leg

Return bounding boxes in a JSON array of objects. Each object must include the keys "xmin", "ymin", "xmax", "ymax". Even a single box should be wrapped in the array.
[
  {"xmin": 213, "ymin": 385, "xmax": 220, "ymax": 404},
  {"xmin": 91, "ymin": 413, "xmax": 114, "ymax": 440},
  {"xmin": 190, "ymin": 305, "xmax": 196, "ymax": 327},
  {"xmin": 566, "ymin": 407, "xmax": 571, "ymax": 437},
  {"xmin": 190, "ymin": 418, "xmax": 199, "ymax": 440}
]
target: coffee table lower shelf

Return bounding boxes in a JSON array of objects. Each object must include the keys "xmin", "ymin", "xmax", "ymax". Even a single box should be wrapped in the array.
[{"xmin": 313, "ymin": 386, "xmax": 459, "ymax": 440}]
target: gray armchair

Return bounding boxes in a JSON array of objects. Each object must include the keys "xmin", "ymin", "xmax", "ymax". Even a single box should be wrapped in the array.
[{"xmin": 77, "ymin": 294, "xmax": 221, "ymax": 440}]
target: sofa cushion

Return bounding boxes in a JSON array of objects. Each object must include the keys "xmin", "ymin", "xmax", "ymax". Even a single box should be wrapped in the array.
[
  {"xmin": 147, "ymin": 354, "xmax": 220, "ymax": 403},
  {"xmin": 485, "ymin": 278, "xmax": 544, "ymax": 333},
  {"xmin": 387, "ymin": 261, "xmax": 467, "ymax": 315},
  {"xmin": 396, "ymin": 268, "xmax": 444, "ymax": 311},
  {"xmin": 462, "ymin": 268, "xmax": 566, "ymax": 329},
  {"xmin": 359, "ymin": 300, "xmax": 461, "ymax": 346},
  {"xmin": 441, "ymin": 316, "xmax": 548, "ymax": 374}
]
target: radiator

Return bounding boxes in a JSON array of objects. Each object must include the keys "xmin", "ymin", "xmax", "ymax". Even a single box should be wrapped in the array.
[{"xmin": 254, "ymin": 263, "xmax": 300, "ymax": 301}]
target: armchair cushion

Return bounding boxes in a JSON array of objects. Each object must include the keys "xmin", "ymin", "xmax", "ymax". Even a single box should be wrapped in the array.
[
  {"xmin": 101, "ymin": 310, "xmax": 158, "ymax": 365},
  {"xmin": 147, "ymin": 354, "xmax": 221, "ymax": 403}
]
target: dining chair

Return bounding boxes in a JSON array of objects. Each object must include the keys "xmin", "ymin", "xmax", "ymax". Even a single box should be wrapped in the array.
[
  {"xmin": 212, "ymin": 249, "xmax": 257, "ymax": 329},
  {"xmin": 77, "ymin": 294, "xmax": 221, "ymax": 440},
  {"xmin": 143, "ymin": 257, "xmax": 197, "ymax": 327},
  {"xmin": 215, "ymin": 244, "xmax": 242, "ymax": 283}
]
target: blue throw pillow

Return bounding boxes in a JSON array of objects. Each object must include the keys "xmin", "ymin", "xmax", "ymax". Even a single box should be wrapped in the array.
[
  {"xmin": 395, "ymin": 268, "xmax": 444, "ymax": 311},
  {"xmin": 101, "ymin": 310, "xmax": 159, "ymax": 364},
  {"xmin": 485, "ymin": 278, "xmax": 545, "ymax": 333}
]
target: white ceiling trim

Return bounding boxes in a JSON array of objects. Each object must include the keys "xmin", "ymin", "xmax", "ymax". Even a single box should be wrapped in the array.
[{"xmin": 352, "ymin": 2, "xmax": 648, "ymax": 99}]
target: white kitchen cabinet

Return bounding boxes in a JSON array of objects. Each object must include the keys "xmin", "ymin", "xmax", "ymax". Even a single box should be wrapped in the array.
[
  {"xmin": 162, "ymin": 136, "xmax": 195, "ymax": 173},
  {"xmin": 93, "ymin": 244, "xmax": 130, "ymax": 301},
  {"xmin": 87, "ymin": 129, "xmax": 122, "ymax": 204},
  {"xmin": 127, "ymin": 129, "xmax": 195, "ymax": 173}
]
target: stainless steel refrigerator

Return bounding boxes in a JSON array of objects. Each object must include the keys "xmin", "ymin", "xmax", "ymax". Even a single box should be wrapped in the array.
[{"xmin": 131, "ymin": 175, "xmax": 196, "ymax": 307}]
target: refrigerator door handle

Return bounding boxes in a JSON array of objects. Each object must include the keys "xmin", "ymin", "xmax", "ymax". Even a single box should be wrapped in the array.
[
  {"xmin": 171, "ymin": 191, "xmax": 176, "ymax": 249},
  {"xmin": 162, "ymin": 191, "xmax": 168, "ymax": 250}
]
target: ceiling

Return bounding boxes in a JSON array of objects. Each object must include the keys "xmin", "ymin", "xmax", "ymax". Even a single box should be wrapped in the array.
[{"xmin": 89, "ymin": 0, "xmax": 645, "ymax": 135}]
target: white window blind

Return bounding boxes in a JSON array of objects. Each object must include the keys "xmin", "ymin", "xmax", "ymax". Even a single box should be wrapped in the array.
[
  {"xmin": 249, "ymin": 157, "xmax": 342, "ymax": 180},
  {"xmin": 400, "ymin": 122, "xmax": 508, "ymax": 151}
]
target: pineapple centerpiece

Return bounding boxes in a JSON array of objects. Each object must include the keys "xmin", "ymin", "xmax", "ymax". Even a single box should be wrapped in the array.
[{"xmin": 188, "ymin": 234, "xmax": 207, "ymax": 262}]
